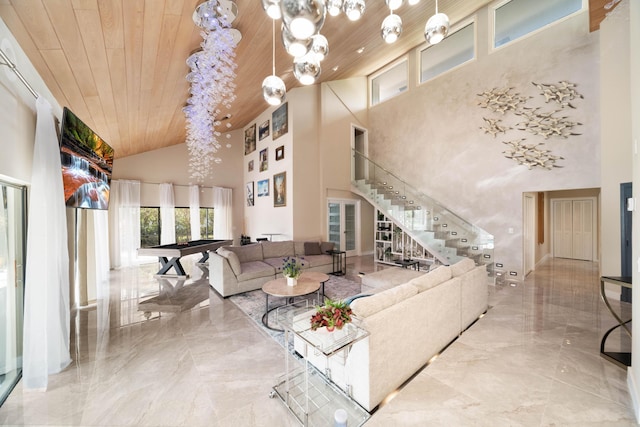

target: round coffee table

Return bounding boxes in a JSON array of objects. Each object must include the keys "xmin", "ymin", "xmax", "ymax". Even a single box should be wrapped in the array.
[
  {"xmin": 262, "ymin": 276, "xmax": 321, "ymax": 331},
  {"xmin": 300, "ymin": 271, "xmax": 330, "ymax": 302}
]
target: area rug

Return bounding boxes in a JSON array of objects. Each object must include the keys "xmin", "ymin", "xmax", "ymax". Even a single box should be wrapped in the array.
[{"xmin": 228, "ymin": 275, "xmax": 362, "ymax": 346}]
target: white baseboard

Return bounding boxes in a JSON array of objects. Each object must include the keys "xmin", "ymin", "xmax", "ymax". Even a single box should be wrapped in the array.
[{"xmin": 627, "ymin": 367, "xmax": 640, "ymax": 422}]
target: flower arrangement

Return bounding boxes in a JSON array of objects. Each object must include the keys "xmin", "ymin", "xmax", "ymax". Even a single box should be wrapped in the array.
[
  {"xmin": 282, "ymin": 257, "xmax": 302, "ymax": 279},
  {"xmin": 310, "ymin": 299, "xmax": 353, "ymax": 332}
]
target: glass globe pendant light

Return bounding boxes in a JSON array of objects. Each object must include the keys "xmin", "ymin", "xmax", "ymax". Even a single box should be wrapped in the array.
[
  {"xmin": 381, "ymin": 13, "xmax": 402, "ymax": 44},
  {"xmin": 342, "ymin": 0, "xmax": 365, "ymax": 21},
  {"xmin": 310, "ymin": 34, "xmax": 329, "ymax": 61},
  {"xmin": 262, "ymin": 20, "xmax": 286, "ymax": 105},
  {"xmin": 281, "ymin": 24, "xmax": 312, "ymax": 57},
  {"xmin": 293, "ymin": 53, "xmax": 321, "ymax": 85},
  {"xmin": 424, "ymin": 0, "xmax": 449, "ymax": 44},
  {"xmin": 385, "ymin": 0, "xmax": 403, "ymax": 11},
  {"xmin": 262, "ymin": 0, "xmax": 281, "ymax": 19},
  {"xmin": 326, "ymin": 0, "xmax": 343, "ymax": 16},
  {"xmin": 280, "ymin": 0, "xmax": 326, "ymax": 40}
]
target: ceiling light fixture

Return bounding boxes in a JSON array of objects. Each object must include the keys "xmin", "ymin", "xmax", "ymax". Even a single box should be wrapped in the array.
[
  {"xmin": 262, "ymin": 19, "xmax": 287, "ymax": 106},
  {"xmin": 310, "ymin": 34, "xmax": 329, "ymax": 61},
  {"xmin": 381, "ymin": 13, "xmax": 402, "ymax": 44},
  {"xmin": 261, "ymin": 0, "xmax": 281, "ymax": 19},
  {"xmin": 185, "ymin": 0, "xmax": 239, "ymax": 180},
  {"xmin": 424, "ymin": 0, "xmax": 449, "ymax": 45},
  {"xmin": 293, "ymin": 53, "xmax": 321, "ymax": 85},
  {"xmin": 280, "ymin": 0, "xmax": 326, "ymax": 40},
  {"xmin": 326, "ymin": 0, "xmax": 343, "ymax": 16},
  {"xmin": 385, "ymin": 0, "xmax": 404, "ymax": 12},
  {"xmin": 342, "ymin": 0, "xmax": 365, "ymax": 21},
  {"xmin": 281, "ymin": 24, "xmax": 312, "ymax": 57}
]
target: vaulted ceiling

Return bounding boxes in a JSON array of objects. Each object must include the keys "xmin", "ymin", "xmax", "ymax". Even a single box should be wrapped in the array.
[{"xmin": 0, "ymin": 0, "xmax": 617, "ymax": 158}]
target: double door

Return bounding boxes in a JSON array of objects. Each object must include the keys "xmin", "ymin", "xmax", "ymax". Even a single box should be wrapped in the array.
[
  {"xmin": 327, "ymin": 199, "xmax": 359, "ymax": 257},
  {"xmin": 552, "ymin": 198, "xmax": 596, "ymax": 261}
]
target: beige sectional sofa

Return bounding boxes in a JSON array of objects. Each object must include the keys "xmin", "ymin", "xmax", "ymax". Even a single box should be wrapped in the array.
[
  {"xmin": 295, "ymin": 258, "xmax": 488, "ymax": 412},
  {"xmin": 209, "ymin": 240, "xmax": 335, "ymax": 297}
]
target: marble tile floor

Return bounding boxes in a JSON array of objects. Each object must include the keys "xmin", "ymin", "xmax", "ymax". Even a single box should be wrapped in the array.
[{"xmin": 0, "ymin": 256, "xmax": 636, "ymax": 426}]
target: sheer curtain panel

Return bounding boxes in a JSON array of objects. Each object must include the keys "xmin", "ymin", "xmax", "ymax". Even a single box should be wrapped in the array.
[
  {"xmin": 108, "ymin": 180, "xmax": 140, "ymax": 268},
  {"xmin": 160, "ymin": 183, "xmax": 176, "ymax": 245},
  {"xmin": 213, "ymin": 187, "xmax": 232, "ymax": 239},
  {"xmin": 23, "ymin": 97, "xmax": 71, "ymax": 390},
  {"xmin": 189, "ymin": 185, "xmax": 201, "ymax": 241}
]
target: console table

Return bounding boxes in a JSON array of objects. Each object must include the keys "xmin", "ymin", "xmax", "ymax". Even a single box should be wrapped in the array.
[
  {"xmin": 599, "ymin": 276, "xmax": 632, "ymax": 368},
  {"xmin": 270, "ymin": 307, "xmax": 370, "ymax": 426}
]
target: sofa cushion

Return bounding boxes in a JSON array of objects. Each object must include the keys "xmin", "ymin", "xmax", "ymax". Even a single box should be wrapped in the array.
[
  {"xmin": 216, "ymin": 247, "xmax": 242, "ymax": 275},
  {"xmin": 361, "ymin": 268, "xmax": 424, "ymax": 291},
  {"xmin": 294, "ymin": 241, "xmax": 306, "ymax": 256},
  {"xmin": 350, "ymin": 283, "xmax": 419, "ymax": 318},
  {"xmin": 408, "ymin": 266, "xmax": 452, "ymax": 292},
  {"xmin": 302, "ymin": 254, "xmax": 331, "ymax": 268},
  {"xmin": 304, "ymin": 241, "xmax": 322, "ymax": 255},
  {"xmin": 236, "ymin": 261, "xmax": 275, "ymax": 281},
  {"xmin": 226, "ymin": 244, "xmax": 263, "ymax": 263},
  {"xmin": 320, "ymin": 241, "xmax": 335, "ymax": 253},
  {"xmin": 262, "ymin": 240, "xmax": 295, "ymax": 259},
  {"xmin": 451, "ymin": 258, "xmax": 476, "ymax": 277}
]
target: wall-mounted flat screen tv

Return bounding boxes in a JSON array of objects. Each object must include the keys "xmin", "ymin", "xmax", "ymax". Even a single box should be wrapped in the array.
[{"xmin": 59, "ymin": 107, "xmax": 114, "ymax": 210}]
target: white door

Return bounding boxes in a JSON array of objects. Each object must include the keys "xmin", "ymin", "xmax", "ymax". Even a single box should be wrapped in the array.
[
  {"xmin": 327, "ymin": 199, "xmax": 360, "ymax": 257},
  {"xmin": 552, "ymin": 199, "xmax": 594, "ymax": 261},
  {"xmin": 523, "ymin": 194, "xmax": 535, "ymax": 276}
]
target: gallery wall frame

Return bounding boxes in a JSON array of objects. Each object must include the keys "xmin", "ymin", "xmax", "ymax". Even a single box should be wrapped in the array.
[
  {"xmin": 246, "ymin": 181, "xmax": 254, "ymax": 206},
  {"xmin": 272, "ymin": 102, "xmax": 288, "ymax": 140},
  {"xmin": 259, "ymin": 120, "xmax": 270, "ymax": 141},
  {"xmin": 273, "ymin": 171, "xmax": 286, "ymax": 207},
  {"xmin": 248, "ymin": 160, "xmax": 254, "ymax": 172},
  {"xmin": 244, "ymin": 123, "xmax": 256, "ymax": 155},
  {"xmin": 275, "ymin": 145, "xmax": 284, "ymax": 161},
  {"xmin": 260, "ymin": 148, "xmax": 268, "ymax": 172},
  {"xmin": 257, "ymin": 179, "xmax": 269, "ymax": 197}
]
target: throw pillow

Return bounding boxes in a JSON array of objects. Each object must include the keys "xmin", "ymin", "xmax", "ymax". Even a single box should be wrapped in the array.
[
  {"xmin": 408, "ymin": 266, "xmax": 452, "ymax": 292},
  {"xmin": 217, "ymin": 247, "xmax": 242, "ymax": 275},
  {"xmin": 320, "ymin": 241, "xmax": 335, "ymax": 253},
  {"xmin": 304, "ymin": 241, "xmax": 322, "ymax": 255},
  {"xmin": 451, "ymin": 258, "xmax": 476, "ymax": 277}
]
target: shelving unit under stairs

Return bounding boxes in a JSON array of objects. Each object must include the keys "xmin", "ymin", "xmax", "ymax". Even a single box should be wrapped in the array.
[{"xmin": 375, "ymin": 210, "xmax": 437, "ymax": 269}]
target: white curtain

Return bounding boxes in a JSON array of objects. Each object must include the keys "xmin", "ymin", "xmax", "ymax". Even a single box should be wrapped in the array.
[
  {"xmin": 213, "ymin": 187, "xmax": 232, "ymax": 239},
  {"xmin": 189, "ymin": 185, "xmax": 201, "ymax": 241},
  {"xmin": 160, "ymin": 183, "xmax": 175, "ymax": 245},
  {"xmin": 108, "ymin": 180, "xmax": 140, "ymax": 268},
  {"xmin": 23, "ymin": 97, "xmax": 71, "ymax": 390}
]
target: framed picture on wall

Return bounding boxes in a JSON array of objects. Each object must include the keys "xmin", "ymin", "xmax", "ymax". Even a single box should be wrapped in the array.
[
  {"xmin": 259, "ymin": 120, "xmax": 270, "ymax": 141},
  {"xmin": 272, "ymin": 103, "xmax": 288, "ymax": 140},
  {"xmin": 273, "ymin": 172, "xmax": 286, "ymax": 207},
  {"xmin": 244, "ymin": 124, "xmax": 256, "ymax": 155},
  {"xmin": 248, "ymin": 160, "xmax": 254, "ymax": 172},
  {"xmin": 246, "ymin": 181, "xmax": 254, "ymax": 206},
  {"xmin": 275, "ymin": 145, "xmax": 284, "ymax": 161},
  {"xmin": 259, "ymin": 148, "xmax": 268, "ymax": 172},
  {"xmin": 257, "ymin": 179, "xmax": 269, "ymax": 197}
]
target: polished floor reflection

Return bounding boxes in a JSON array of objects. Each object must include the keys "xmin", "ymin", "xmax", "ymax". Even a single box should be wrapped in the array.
[{"xmin": 0, "ymin": 256, "xmax": 636, "ymax": 425}]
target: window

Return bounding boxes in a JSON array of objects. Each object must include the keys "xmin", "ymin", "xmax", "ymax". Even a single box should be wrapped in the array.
[
  {"xmin": 493, "ymin": 0, "xmax": 583, "ymax": 48},
  {"xmin": 370, "ymin": 58, "xmax": 408, "ymax": 106},
  {"xmin": 140, "ymin": 207, "xmax": 160, "ymax": 248},
  {"xmin": 419, "ymin": 21, "xmax": 475, "ymax": 84},
  {"xmin": 201, "ymin": 208, "xmax": 214, "ymax": 239},
  {"xmin": 140, "ymin": 207, "xmax": 215, "ymax": 247}
]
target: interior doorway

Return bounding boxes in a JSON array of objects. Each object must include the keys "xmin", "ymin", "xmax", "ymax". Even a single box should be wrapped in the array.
[
  {"xmin": 620, "ymin": 182, "xmax": 632, "ymax": 302},
  {"xmin": 327, "ymin": 199, "xmax": 360, "ymax": 257},
  {"xmin": 351, "ymin": 125, "xmax": 368, "ymax": 182}
]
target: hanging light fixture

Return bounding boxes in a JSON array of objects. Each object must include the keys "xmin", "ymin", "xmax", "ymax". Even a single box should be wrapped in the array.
[
  {"xmin": 281, "ymin": 24, "xmax": 312, "ymax": 57},
  {"xmin": 342, "ymin": 0, "xmax": 365, "ymax": 21},
  {"xmin": 381, "ymin": 13, "xmax": 402, "ymax": 44},
  {"xmin": 280, "ymin": 0, "xmax": 326, "ymax": 40},
  {"xmin": 262, "ymin": 20, "xmax": 287, "ymax": 105},
  {"xmin": 424, "ymin": 0, "xmax": 449, "ymax": 44},
  {"xmin": 326, "ymin": 0, "xmax": 343, "ymax": 16},
  {"xmin": 262, "ymin": 0, "xmax": 281, "ymax": 19},
  {"xmin": 310, "ymin": 34, "xmax": 329, "ymax": 61},
  {"xmin": 385, "ymin": 0, "xmax": 404, "ymax": 11},
  {"xmin": 293, "ymin": 53, "xmax": 321, "ymax": 85}
]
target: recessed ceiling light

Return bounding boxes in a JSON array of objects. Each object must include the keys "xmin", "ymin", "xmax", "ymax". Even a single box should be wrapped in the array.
[
  {"xmin": 332, "ymin": 65, "xmax": 339, "ymax": 72},
  {"xmin": 356, "ymin": 47, "xmax": 365, "ymax": 54}
]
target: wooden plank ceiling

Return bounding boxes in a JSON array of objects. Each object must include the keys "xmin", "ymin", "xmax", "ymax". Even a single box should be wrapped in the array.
[{"xmin": 0, "ymin": 0, "xmax": 605, "ymax": 158}]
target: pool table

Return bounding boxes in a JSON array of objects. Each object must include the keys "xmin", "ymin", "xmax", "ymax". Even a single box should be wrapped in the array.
[{"xmin": 137, "ymin": 239, "xmax": 232, "ymax": 277}]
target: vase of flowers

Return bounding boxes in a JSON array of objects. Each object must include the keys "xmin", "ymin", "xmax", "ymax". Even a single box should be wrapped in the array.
[
  {"xmin": 310, "ymin": 299, "xmax": 353, "ymax": 332},
  {"xmin": 282, "ymin": 257, "xmax": 302, "ymax": 286}
]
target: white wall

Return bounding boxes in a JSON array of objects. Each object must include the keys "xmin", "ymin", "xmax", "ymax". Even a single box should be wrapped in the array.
[{"xmin": 367, "ymin": 8, "xmax": 600, "ymax": 276}]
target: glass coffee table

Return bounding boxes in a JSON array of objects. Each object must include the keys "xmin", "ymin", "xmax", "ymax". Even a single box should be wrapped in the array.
[{"xmin": 262, "ymin": 275, "xmax": 322, "ymax": 331}]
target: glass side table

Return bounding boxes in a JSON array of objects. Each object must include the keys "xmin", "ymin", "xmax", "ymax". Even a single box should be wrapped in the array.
[{"xmin": 270, "ymin": 307, "xmax": 370, "ymax": 426}]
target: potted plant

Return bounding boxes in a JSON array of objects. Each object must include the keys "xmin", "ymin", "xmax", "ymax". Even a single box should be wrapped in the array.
[
  {"xmin": 282, "ymin": 256, "xmax": 302, "ymax": 286},
  {"xmin": 310, "ymin": 299, "xmax": 353, "ymax": 332}
]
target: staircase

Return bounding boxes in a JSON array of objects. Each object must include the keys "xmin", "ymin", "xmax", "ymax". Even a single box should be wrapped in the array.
[{"xmin": 351, "ymin": 149, "xmax": 494, "ymax": 270}]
